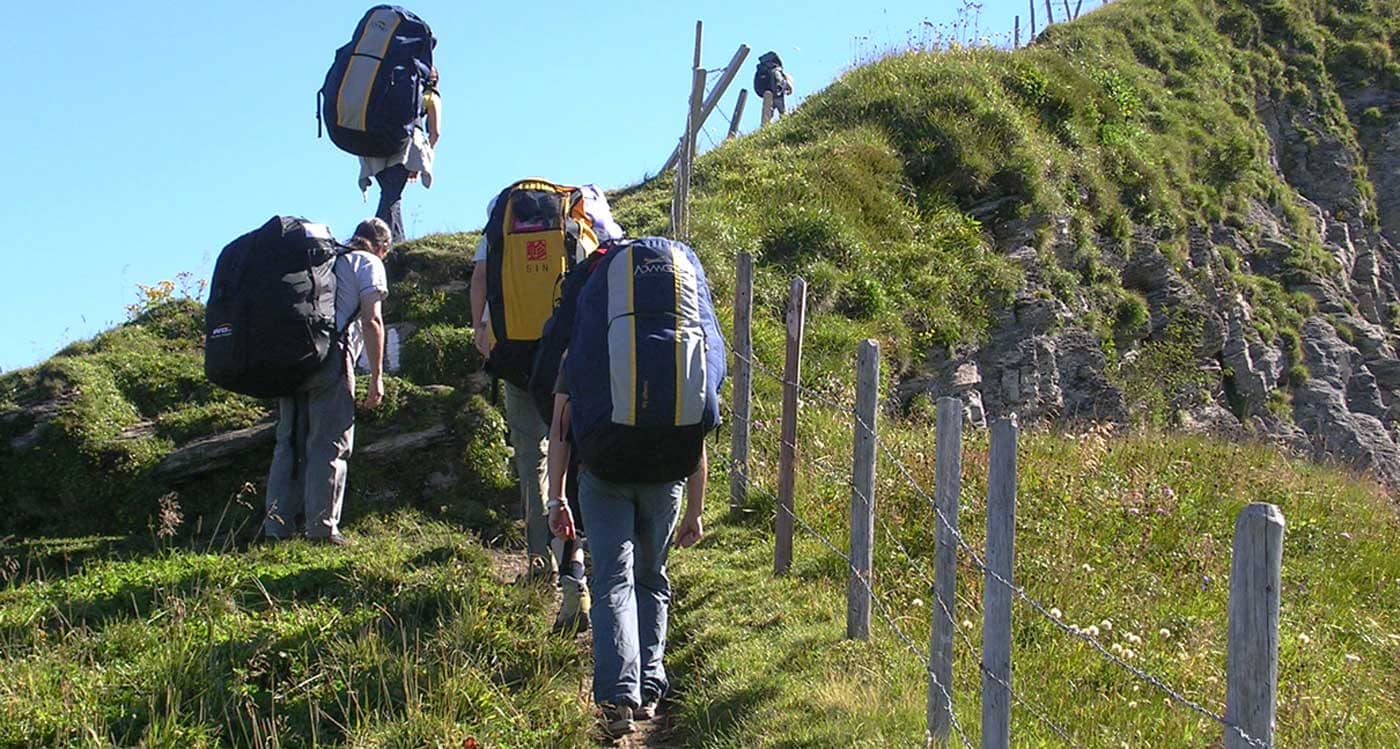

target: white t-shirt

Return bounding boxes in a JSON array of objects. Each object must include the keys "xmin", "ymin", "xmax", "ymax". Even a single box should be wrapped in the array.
[{"xmin": 335, "ymin": 250, "xmax": 389, "ymax": 362}]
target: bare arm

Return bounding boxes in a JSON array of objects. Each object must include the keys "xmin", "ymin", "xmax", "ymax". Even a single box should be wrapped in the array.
[
  {"xmin": 471, "ymin": 260, "xmax": 489, "ymax": 358},
  {"xmin": 675, "ymin": 444, "xmax": 707, "ymax": 548},
  {"xmin": 426, "ymin": 95, "xmax": 441, "ymax": 148},
  {"xmin": 547, "ymin": 393, "xmax": 576, "ymax": 540},
  {"xmin": 359, "ymin": 294, "xmax": 386, "ymax": 408}
]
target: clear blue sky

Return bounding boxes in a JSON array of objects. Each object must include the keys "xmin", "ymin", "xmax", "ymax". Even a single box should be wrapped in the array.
[{"xmin": 0, "ymin": 0, "xmax": 1055, "ymax": 372}]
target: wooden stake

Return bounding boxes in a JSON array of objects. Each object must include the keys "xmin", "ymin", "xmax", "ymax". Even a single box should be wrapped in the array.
[
  {"xmin": 1224, "ymin": 503, "xmax": 1285, "ymax": 749},
  {"xmin": 774, "ymin": 277, "xmax": 806, "ymax": 576},
  {"xmin": 761, "ymin": 90, "xmax": 775, "ymax": 126},
  {"xmin": 927, "ymin": 397, "xmax": 962, "ymax": 745},
  {"xmin": 727, "ymin": 89, "xmax": 748, "ymax": 140},
  {"xmin": 1045, "ymin": 0, "xmax": 1055, "ymax": 25},
  {"xmin": 729, "ymin": 252, "xmax": 754, "ymax": 512},
  {"xmin": 1014, "ymin": 15, "xmax": 1021, "ymax": 48},
  {"xmin": 1030, "ymin": 0, "xmax": 1037, "ymax": 38},
  {"xmin": 846, "ymin": 339, "xmax": 880, "ymax": 640},
  {"xmin": 662, "ymin": 44, "xmax": 752, "ymax": 172},
  {"xmin": 981, "ymin": 416, "xmax": 1017, "ymax": 749}
]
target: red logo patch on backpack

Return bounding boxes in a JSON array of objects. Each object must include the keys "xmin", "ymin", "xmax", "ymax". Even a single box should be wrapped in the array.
[{"xmin": 525, "ymin": 240, "xmax": 547, "ymax": 261}]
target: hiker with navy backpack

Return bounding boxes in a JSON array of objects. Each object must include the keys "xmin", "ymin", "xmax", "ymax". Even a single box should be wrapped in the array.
[
  {"xmin": 545, "ymin": 237, "xmax": 725, "ymax": 739},
  {"xmin": 205, "ymin": 216, "xmax": 393, "ymax": 546},
  {"xmin": 753, "ymin": 50, "xmax": 794, "ymax": 122},
  {"xmin": 320, "ymin": 6, "xmax": 439, "ymax": 244},
  {"xmin": 469, "ymin": 180, "xmax": 601, "ymax": 582}
]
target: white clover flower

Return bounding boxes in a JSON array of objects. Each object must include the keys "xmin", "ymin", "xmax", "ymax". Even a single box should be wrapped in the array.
[
  {"xmin": 1086, "ymin": 625, "xmax": 1101, "ymax": 638},
  {"xmin": 1050, "ymin": 607, "xmax": 1063, "ymax": 620},
  {"xmin": 1124, "ymin": 648, "xmax": 1137, "ymax": 660},
  {"xmin": 1158, "ymin": 628, "xmax": 1172, "ymax": 639},
  {"xmin": 1111, "ymin": 643, "xmax": 1124, "ymax": 655},
  {"xmin": 1101, "ymin": 619, "xmax": 1114, "ymax": 631},
  {"xmin": 911, "ymin": 598, "xmax": 924, "ymax": 608},
  {"xmin": 962, "ymin": 619, "xmax": 974, "ymax": 629}
]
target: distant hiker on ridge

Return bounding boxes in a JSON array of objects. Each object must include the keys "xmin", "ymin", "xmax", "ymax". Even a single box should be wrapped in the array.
[
  {"xmin": 754, "ymin": 50, "xmax": 794, "ymax": 122},
  {"xmin": 319, "ymin": 6, "xmax": 439, "ymax": 244},
  {"xmin": 470, "ymin": 180, "xmax": 600, "ymax": 582}
]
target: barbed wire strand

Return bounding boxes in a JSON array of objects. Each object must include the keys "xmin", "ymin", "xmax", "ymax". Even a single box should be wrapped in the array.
[
  {"xmin": 728, "ymin": 347, "xmax": 1272, "ymax": 749},
  {"xmin": 725, "ymin": 456, "xmax": 975, "ymax": 749},
  {"xmin": 723, "ymin": 397, "xmax": 1078, "ymax": 747}
]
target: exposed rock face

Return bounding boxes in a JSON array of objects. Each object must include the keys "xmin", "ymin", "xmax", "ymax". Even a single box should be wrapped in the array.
[{"xmin": 902, "ymin": 85, "xmax": 1400, "ymax": 489}]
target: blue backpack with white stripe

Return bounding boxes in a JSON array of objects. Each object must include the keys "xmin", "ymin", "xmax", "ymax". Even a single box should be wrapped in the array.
[
  {"xmin": 566, "ymin": 237, "xmax": 726, "ymax": 483},
  {"xmin": 319, "ymin": 6, "xmax": 435, "ymax": 157}
]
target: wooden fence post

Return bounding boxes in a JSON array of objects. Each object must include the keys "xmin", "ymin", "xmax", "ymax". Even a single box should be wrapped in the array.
[
  {"xmin": 671, "ymin": 22, "xmax": 705, "ymax": 239},
  {"xmin": 774, "ymin": 277, "xmax": 806, "ymax": 576},
  {"xmin": 729, "ymin": 252, "xmax": 754, "ymax": 512},
  {"xmin": 1062, "ymin": 0, "xmax": 1072, "ymax": 23},
  {"xmin": 727, "ymin": 89, "xmax": 748, "ymax": 140},
  {"xmin": 1073, "ymin": 0, "xmax": 1084, "ymax": 19},
  {"xmin": 846, "ymin": 340, "xmax": 880, "ymax": 640},
  {"xmin": 981, "ymin": 416, "xmax": 1017, "ymax": 749},
  {"xmin": 662, "ymin": 44, "xmax": 752, "ymax": 171},
  {"xmin": 927, "ymin": 397, "xmax": 963, "ymax": 745},
  {"xmin": 1014, "ymin": 15, "xmax": 1021, "ymax": 48},
  {"xmin": 1224, "ymin": 503, "xmax": 1285, "ymax": 749},
  {"xmin": 761, "ymin": 90, "xmax": 775, "ymax": 126},
  {"xmin": 1045, "ymin": 0, "xmax": 1055, "ymax": 25},
  {"xmin": 1030, "ymin": 0, "xmax": 1037, "ymax": 39}
]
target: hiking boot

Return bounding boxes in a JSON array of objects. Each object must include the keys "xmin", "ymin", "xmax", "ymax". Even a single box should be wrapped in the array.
[
  {"xmin": 552, "ymin": 575, "xmax": 591, "ymax": 635},
  {"xmin": 636, "ymin": 694, "xmax": 660, "ymax": 721},
  {"xmin": 314, "ymin": 533, "xmax": 352, "ymax": 547},
  {"xmin": 598, "ymin": 703, "xmax": 635, "ymax": 740}
]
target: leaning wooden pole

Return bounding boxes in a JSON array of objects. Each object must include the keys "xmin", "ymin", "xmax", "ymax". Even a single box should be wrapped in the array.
[
  {"xmin": 1030, "ymin": 0, "xmax": 1037, "ymax": 38},
  {"xmin": 774, "ymin": 277, "xmax": 806, "ymax": 576},
  {"xmin": 661, "ymin": 44, "xmax": 752, "ymax": 172},
  {"xmin": 726, "ymin": 89, "xmax": 748, "ymax": 140}
]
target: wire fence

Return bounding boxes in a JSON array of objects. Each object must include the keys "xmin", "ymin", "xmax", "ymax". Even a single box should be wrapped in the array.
[{"xmin": 722, "ymin": 335, "xmax": 1273, "ymax": 748}]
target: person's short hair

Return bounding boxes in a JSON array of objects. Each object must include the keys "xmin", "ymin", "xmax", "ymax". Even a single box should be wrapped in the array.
[{"xmin": 348, "ymin": 217, "xmax": 392, "ymax": 252}]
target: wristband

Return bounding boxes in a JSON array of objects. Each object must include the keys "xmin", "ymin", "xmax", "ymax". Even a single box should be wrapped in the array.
[{"xmin": 546, "ymin": 498, "xmax": 566, "ymax": 512}]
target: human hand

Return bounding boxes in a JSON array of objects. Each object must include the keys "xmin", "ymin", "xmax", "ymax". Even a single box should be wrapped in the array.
[
  {"xmin": 674, "ymin": 511, "xmax": 703, "ymax": 549},
  {"xmin": 408, "ymin": 171, "xmax": 420, "ymax": 183},
  {"xmin": 550, "ymin": 502, "xmax": 576, "ymax": 540},
  {"xmin": 364, "ymin": 375, "xmax": 385, "ymax": 409},
  {"xmin": 474, "ymin": 326, "xmax": 491, "ymax": 359}
]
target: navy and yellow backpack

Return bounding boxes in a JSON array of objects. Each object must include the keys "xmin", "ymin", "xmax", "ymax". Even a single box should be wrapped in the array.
[{"xmin": 565, "ymin": 237, "xmax": 726, "ymax": 483}]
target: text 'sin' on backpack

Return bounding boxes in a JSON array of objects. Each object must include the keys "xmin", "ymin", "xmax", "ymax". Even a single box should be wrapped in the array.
[
  {"xmin": 566, "ymin": 238, "xmax": 727, "ymax": 483},
  {"xmin": 483, "ymin": 178, "xmax": 600, "ymax": 389},
  {"xmin": 204, "ymin": 216, "xmax": 344, "ymax": 399},
  {"xmin": 320, "ymin": 6, "xmax": 435, "ymax": 157}
]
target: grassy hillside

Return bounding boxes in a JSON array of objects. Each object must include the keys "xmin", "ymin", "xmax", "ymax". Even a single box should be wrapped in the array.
[{"xmin": 2, "ymin": 0, "xmax": 1399, "ymax": 745}]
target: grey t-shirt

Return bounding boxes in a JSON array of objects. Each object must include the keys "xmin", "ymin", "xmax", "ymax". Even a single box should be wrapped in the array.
[{"xmin": 335, "ymin": 250, "xmax": 389, "ymax": 362}]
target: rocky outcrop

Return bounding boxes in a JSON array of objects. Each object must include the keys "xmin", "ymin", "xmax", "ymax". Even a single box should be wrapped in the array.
[{"xmin": 900, "ymin": 84, "xmax": 1400, "ymax": 490}]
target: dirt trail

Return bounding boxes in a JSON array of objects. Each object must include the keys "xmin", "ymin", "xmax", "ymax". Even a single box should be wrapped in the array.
[{"xmin": 486, "ymin": 546, "xmax": 681, "ymax": 747}]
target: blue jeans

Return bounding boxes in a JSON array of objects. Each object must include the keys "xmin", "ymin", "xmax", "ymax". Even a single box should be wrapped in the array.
[
  {"xmin": 374, "ymin": 163, "xmax": 410, "ymax": 244},
  {"xmin": 579, "ymin": 470, "xmax": 684, "ymax": 707}
]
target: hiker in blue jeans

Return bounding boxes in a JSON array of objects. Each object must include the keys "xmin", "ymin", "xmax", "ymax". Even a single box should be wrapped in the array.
[{"xmin": 549, "ymin": 439, "xmax": 706, "ymax": 738}]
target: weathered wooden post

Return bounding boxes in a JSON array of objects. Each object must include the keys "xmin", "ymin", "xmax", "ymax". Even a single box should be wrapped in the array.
[
  {"xmin": 1045, "ymin": 0, "xmax": 1055, "ymax": 25},
  {"xmin": 981, "ymin": 416, "xmax": 1017, "ymax": 749},
  {"xmin": 1062, "ymin": 0, "xmax": 1073, "ymax": 23},
  {"xmin": 729, "ymin": 252, "xmax": 754, "ymax": 512},
  {"xmin": 1073, "ymin": 0, "xmax": 1084, "ymax": 19},
  {"xmin": 662, "ymin": 44, "xmax": 752, "ymax": 171},
  {"xmin": 774, "ymin": 277, "xmax": 806, "ymax": 576},
  {"xmin": 1014, "ymin": 15, "xmax": 1021, "ymax": 48},
  {"xmin": 846, "ymin": 339, "xmax": 880, "ymax": 640},
  {"xmin": 1030, "ymin": 0, "xmax": 1037, "ymax": 38},
  {"xmin": 727, "ymin": 89, "xmax": 748, "ymax": 140},
  {"xmin": 761, "ymin": 90, "xmax": 775, "ymax": 126},
  {"xmin": 927, "ymin": 397, "xmax": 962, "ymax": 745},
  {"xmin": 1224, "ymin": 503, "xmax": 1285, "ymax": 749}
]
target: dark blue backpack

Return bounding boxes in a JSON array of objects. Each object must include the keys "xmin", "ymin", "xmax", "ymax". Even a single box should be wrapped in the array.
[
  {"xmin": 320, "ymin": 6, "xmax": 435, "ymax": 157},
  {"xmin": 566, "ymin": 238, "xmax": 726, "ymax": 483}
]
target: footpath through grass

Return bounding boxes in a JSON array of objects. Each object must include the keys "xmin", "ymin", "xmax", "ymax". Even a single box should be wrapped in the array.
[
  {"xmin": 664, "ymin": 421, "xmax": 1400, "ymax": 748},
  {"xmin": 0, "ymin": 512, "xmax": 591, "ymax": 748}
]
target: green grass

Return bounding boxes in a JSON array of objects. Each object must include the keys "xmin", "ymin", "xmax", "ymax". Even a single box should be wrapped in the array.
[
  {"xmin": 665, "ymin": 410, "xmax": 1400, "ymax": 747},
  {"xmin": 0, "ymin": 512, "xmax": 592, "ymax": 748}
]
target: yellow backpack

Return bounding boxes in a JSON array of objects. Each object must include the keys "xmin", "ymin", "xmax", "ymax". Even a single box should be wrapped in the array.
[{"xmin": 482, "ymin": 178, "xmax": 599, "ymax": 388}]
